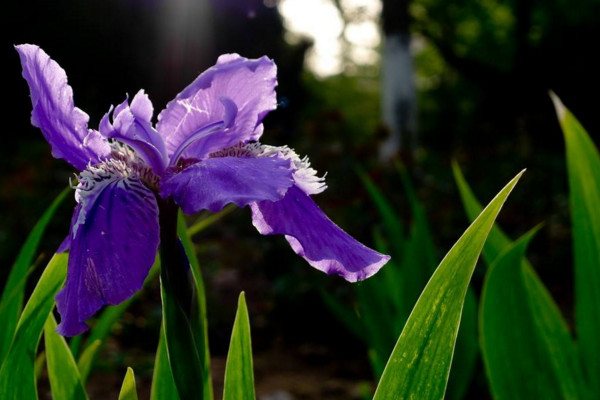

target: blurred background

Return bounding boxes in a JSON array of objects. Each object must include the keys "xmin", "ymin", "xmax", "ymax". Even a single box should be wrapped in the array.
[{"xmin": 2, "ymin": 0, "xmax": 599, "ymax": 398}]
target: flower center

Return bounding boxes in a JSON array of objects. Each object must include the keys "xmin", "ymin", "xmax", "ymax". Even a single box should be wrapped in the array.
[{"xmin": 75, "ymin": 142, "xmax": 160, "ymax": 199}]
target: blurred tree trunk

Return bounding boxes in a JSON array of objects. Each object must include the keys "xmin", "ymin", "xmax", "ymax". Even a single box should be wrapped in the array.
[{"xmin": 380, "ymin": 0, "xmax": 417, "ymax": 160}]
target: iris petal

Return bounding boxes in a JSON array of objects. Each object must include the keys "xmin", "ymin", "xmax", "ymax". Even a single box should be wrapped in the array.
[
  {"xmin": 251, "ymin": 186, "xmax": 390, "ymax": 282},
  {"xmin": 100, "ymin": 90, "xmax": 168, "ymax": 173},
  {"xmin": 56, "ymin": 177, "xmax": 159, "ymax": 336},
  {"xmin": 156, "ymin": 54, "xmax": 277, "ymax": 160},
  {"xmin": 160, "ymin": 156, "xmax": 294, "ymax": 214},
  {"xmin": 15, "ymin": 44, "xmax": 110, "ymax": 170}
]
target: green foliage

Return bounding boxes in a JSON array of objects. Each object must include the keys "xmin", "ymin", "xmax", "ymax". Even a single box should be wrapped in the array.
[
  {"xmin": 353, "ymin": 168, "xmax": 437, "ymax": 376},
  {"xmin": 186, "ymin": 205, "xmax": 235, "ymax": 237},
  {"xmin": 0, "ymin": 186, "xmax": 69, "ymax": 364},
  {"xmin": 452, "ymin": 162, "xmax": 512, "ymax": 265},
  {"xmin": 76, "ymin": 339, "xmax": 101, "ymax": 383},
  {"xmin": 326, "ymin": 167, "xmax": 477, "ymax": 398},
  {"xmin": 446, "ymin": 288, "xmax": 478, "ymax": 400},
  {"xmin": 44, "ymin": 314, "xmax": 87, "ymax": 400},
  {"xmin": 373, "ymin": 170, "xmax": 523, "ymax": 399},
  {"xmin": 552, "ymin": 94, "xmax": 600, "ymax": 397},
  {"xmin": 357, "ymin": 168, "xmax": 404, "ymax": 260},
  {"xmin": 119, "ymin": 367, "xmax": 138, "ymax": 400},
  {"xmin": 0, "ymin": 191, "xmax": 232, "ymax": 400},
  {"xmin": 178, "ymin": 212, "xmax": 213, "ymax": 400},
  {"xmin": 480, "ymin": 227, "xmax": 586, "ymax": 399},
  {"xmin": 159, "ymin": 246, "xmax": 206, "ymax": 400},
  {"xmin": 223, "ymin": 292, "xmax": 256, "ymax": 400},
  {"xmin": 150, "ymin": 327, "xmax": 180, "ymax": 400},
  {"xmin": 0, "ymin": 253, "xmax": 67, "ymax": 399},
  {"xmin": 455, "ymin": 97, "xmax": 600, "ymax": 399},
  {"xmin": 3, "ymin": 95, "xmax": 597, "ymax": 400},
  {"xmin": 158, "ymin": 212, "xmax": 213, "ymax": 400}
]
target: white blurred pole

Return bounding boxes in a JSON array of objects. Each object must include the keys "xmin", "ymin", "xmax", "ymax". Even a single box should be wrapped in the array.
[{"xmin": 380, "ymin": 0, "xmax": 417, "ymax": 160}]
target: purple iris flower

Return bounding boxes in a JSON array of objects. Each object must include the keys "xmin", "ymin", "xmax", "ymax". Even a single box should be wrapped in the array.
[{"xmin": 16, "ymin": 44, "xmax": 390, "ymax": 337}]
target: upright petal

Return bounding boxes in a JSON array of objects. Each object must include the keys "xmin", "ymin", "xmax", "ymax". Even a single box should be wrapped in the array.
[
  {"xmin": 15, "ymin": 44, "xmax": 110, "ymax": 170},
  {"xmin": 160, "ymin": 156, "xmax": 294, "ymax": 214},
  {"xmin": 100, "ymin": 90, "xmax": 168, "ymax": 173},
  {"xmin": 56, "ymin": 177, "xmax": 159, "ymax": 336},
  {"xmin": 157, "ymin": 54, "xmax": 277, "ymax": 160},
  {"xmin": 251, "ymin": 186, "xmax": 390, "ymax": 282}
]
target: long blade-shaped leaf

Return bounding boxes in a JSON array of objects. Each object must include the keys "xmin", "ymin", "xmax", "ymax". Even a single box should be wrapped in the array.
[
  {"xmin": 396, "ymin": 162, "xmax": 437, "ymax": 272},
  {"xmin": 159, "ymin": 206, "xmax": 210, "ymax": 400},
  {"xmin": 480, "ymin": 226, "xmax": 586, "ymax": 399},
  {"xmin": 0, "ymin": 253, "xmax": 68, "ymax": 399},
  {"xmin": 186, "ymin": 205, "xmax": 235, "ymax": 237},
  {"xmin": 44, "ymin": 314, "xmax": 87, "ymax": 400},
  {"xmin": 452, "ymin": 162, "xmax": 511, "ymax": 265},
  {"xmin": 396, "ymin": 165, "xmax": 438, "ymax": 315},
  {"xmin": 373, "ymin": 171, "xmax": 523, "ymax": 399},
  {"xmin": 178, "ymin": 211, "xmax": 213, "ymax": 400},
  {"xmin": 552, "ymin": 93, "xmax": 600, "ymax": 395},
  {"xmin": 0, "ymin": 187, "xmax": 69, "ymax": 363},
  {"xmin": 76, "ymin": 339, "xmax": 101, "ymax": 383},
  {"xmin": 223, "ymin": 292, "xmax": 255, "ymax": 400},
  {"xmin": 119, "ymin": 367, "xmax": 138, "ymax": 400},
  {"xmin": 357, "ymin": 168, "xmax": 405, "ymax": 258},
  {"xmin": 150, "ymin": 327, "xmax": 180, "ymax": 400},
  {"xmin": 446, "ymin": 287, "xmax": 478, "ymax": 400},
  {"xmin": 159, "ymin": 246, "xmax": 204, "ymax": 400},
  {"xmin": 453, "ymin": 162, "xmax": 585, "ymax": 396}
]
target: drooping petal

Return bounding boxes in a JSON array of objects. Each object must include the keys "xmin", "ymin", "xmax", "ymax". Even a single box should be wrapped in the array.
[
  {"xmin": 56, "ymin": 177, "xmax": 159, "ymax": 336},
  {"xmin": 251, "ymin": 186, "xmax": 390, "ymax": 282},
  {"xmin": 15, "ymin": 44, "xmax": 110, "ymax": 170},
  {"xmin": 56, "ymin": 204, "xmax": 81, "ymax": 253},
  {"xmin": 157, "ymin": 54, "xmax": 277, "ymax": 160},
  {"xmin": 100, "ymin": 90, "xmax": 168, "ymax": 173},
  {"xmin": 160, "ymin": 156, "xmax": 294, "ymax": 214}
]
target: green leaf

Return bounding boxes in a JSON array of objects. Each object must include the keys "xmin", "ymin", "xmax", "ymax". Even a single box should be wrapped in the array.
[
  {"xmin": 357, "ymin": 168, "xmax": 405, "ymax": 258},
  {"xmin": 446, "ymin": 287, "xmax": 478, "ymax": 400},
  {"xmin": 178, "ymin": 211, "xmax": 213, "ymax": 400},
  {"xmin": 44, "ymin": 314, "xmax": 87, "ymax": 400},
  {"xmin": 159, "ymin": 207, "xmax": 209, "ymax": 400},
  {"xmin": 480, "ymin": 226, "xmax": 586, "ymax": 399},
  {"xmin": 356, "ymin": 272, "xmax": 400, "ymax": 378},
  {"xmin": 396, "ymin": 162, "xmax": 437, "ymax": 272},
  {"xmin": 223, "ymin": 292, "xmax": 255, "ymax": 400},
  {"xmin": 552, "ymin": 93, "xmax": 600, "ymax": 395},
  {"xmin": 0, "ymin": 186, "xmax": 69, "ymax": 363},
  {"xmin": 373, "ymin": 170, "xmax": 524, "ymax": 400},
  {"xmin": 159, "ymin": 254, "xmax": 204, "ymax": 400},
  {"xmin": 186, "ymin": 205, "xmax": 235, "ymax": 237},
  {"xmin": 396, "ymin": 164, "xmax": 438, "ymax": 313},
  {"xmin": 34, "ymin": 352, "xmax": 45, "ymax": 380},
  {"xmin": 453, "ymin": 161, "xmax": 586, "ymax": 397},
  {"xmin": 76, "ymin": 339, "xmax": 101, "ymax": 383},
  {"xmin": 119, "ymin": 367, "xmax": 138, "ymax": 400},
  {"xmin": 150, "ymin": 327, "xmax": 180, "ymax": 400},
  {"xmin": 0, "ymin": 253, "xmax": 68, "ymax": 400},
  {"xmin": 372, "ymin": 228, "xmax": 405, "ymax": 315},
  {"xmin": 69, "ymin": 334, "xmax": 83, "ymax": 359},
  {"xmin": 452, "ymin": 162, "xmax": 511, "ymax": 265}
]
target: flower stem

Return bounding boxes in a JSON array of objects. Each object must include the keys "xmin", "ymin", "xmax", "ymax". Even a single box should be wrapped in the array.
[{"xmin": 158, "ymin": 199, "xmax": 204, "ymax": 400}]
